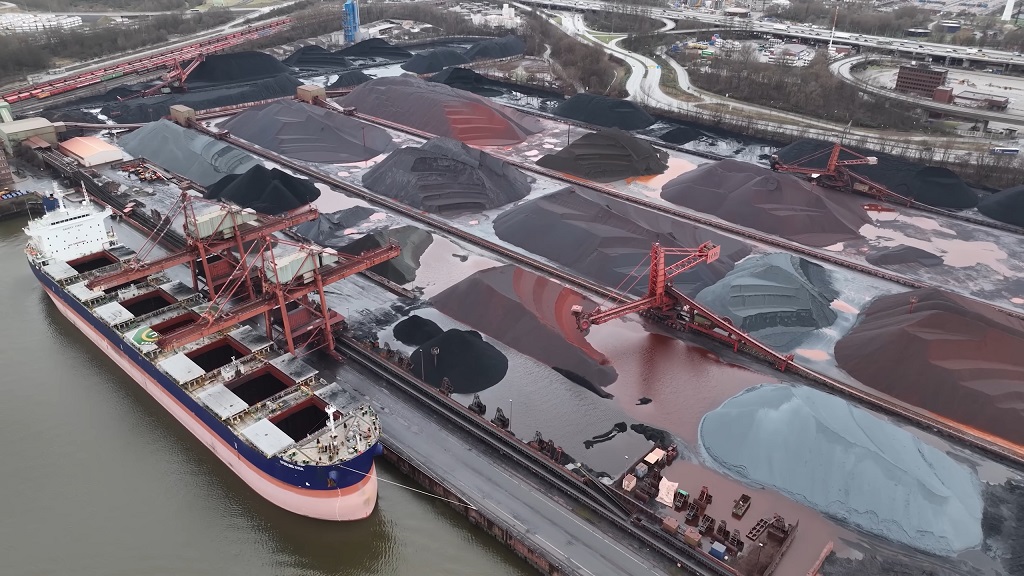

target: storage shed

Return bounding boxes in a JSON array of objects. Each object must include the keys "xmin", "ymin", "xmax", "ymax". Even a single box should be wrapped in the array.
[{"xmin": 59, "ymin": 136, "xmax": 124, "ymax": 167}]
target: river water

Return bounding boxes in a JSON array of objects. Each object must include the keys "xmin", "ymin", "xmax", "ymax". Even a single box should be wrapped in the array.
[{"xmin": 0, "ymin": 218, "xmax": 532, "ymax": 576}]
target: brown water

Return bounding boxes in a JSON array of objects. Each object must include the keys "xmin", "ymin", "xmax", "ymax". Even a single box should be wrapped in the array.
[{"xmin": 0, "ymin": 219, "xmax": 532, "ymax": 576}]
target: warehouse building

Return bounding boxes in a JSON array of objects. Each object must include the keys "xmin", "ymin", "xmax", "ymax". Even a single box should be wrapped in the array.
[
  {"xmin": 58, "ymin": 136, "xmax": 125, "ymax": 167},
  {"xmin": 0, "ymin": 117, "xmax": 58, "ymax": 153}
]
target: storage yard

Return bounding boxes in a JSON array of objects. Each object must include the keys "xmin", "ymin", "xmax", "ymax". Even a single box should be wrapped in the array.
[{"xmin": 7, "ymin": 26, "xmax": 1024, "ymax": 576}]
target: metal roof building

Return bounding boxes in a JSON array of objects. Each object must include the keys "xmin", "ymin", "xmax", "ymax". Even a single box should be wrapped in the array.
[{"xmin": 58, "ymin": 136, "xmax": 124, "ymax": 167}]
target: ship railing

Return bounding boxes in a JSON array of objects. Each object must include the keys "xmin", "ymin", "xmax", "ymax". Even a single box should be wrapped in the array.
[
  {"xmin": 186, "ymin": 352, "xmax": 266, "ymax": 392},
  {"xmin": 115, "ymin": 293, "xmax": 204, "ymax": 335},
  {"xmin": 282, "ymin": 406, "xmax": 380, "ymax": 465},
  {"xmin": 229, "ymin": 378, "xmax": 325, "ymax": 427},
  {"xmin": 80, "ymin": 261, "xmax": 125, "ymax": 281}
]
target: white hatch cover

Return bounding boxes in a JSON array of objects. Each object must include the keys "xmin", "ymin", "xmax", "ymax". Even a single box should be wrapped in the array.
[
  {"xmin": 94, "ymin": 301, "xmax": 135, "ymax": 325},
  {"xmin": 158, "ymin": 352, "xmax": 206, "ymax": 385},
  {"xmin": 198, "ymin": 384, "xmax": 248, "ymax": 419},
  {"xmin": 242, "ymin": 418, "xmax": 294, "ymax": 457}
]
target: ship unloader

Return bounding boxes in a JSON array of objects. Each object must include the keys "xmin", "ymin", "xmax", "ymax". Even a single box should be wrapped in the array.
[{"xmin": 24, "ymin": 191, "xmax": 398, "ymax": 520}]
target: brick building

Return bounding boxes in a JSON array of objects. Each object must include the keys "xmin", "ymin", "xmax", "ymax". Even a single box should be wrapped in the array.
[{"xmin": 895, "ymin": 65, "xmax": 948, "ymax": 98}]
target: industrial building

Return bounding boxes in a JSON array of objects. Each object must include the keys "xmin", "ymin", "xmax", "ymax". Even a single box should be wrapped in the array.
[
  {"xmin": 58, "ymin": 137, "xmax": 125, "ymax": 167},
  {"xmin": 895, "ymin": 65, "xmax": 948, "ymax": 98},
  {"xmin": 0, "ymin": 117, "xmax": 58, "ymax": 153},
  {"xmin": 0, "ymin": 148, "xmax": 13, "ymax": 188},
  {"xmin": 933, "ymin": 88, "xmax": 1011, "ymax": 110}
]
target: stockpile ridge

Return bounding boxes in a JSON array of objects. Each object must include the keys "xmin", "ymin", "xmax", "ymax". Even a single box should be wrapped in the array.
[
  {"xmin": 361, "ymin": 137, "xmax": 531, "ymax": 215},
  {"xmin": 834, "ymin": 288, "xmax": 1024, "ymax": 445},
  {"xmin": 536, "ymin": 128, "xmax": 669, "ymax": 183},
  {"xmin": 661, "ymin": 159, "xmax": 871, "ymax": 247},
  {"xmin": 337, "ymin": 226, "xmax": 433, "ymax": 284},
  {"xmin": 336, "ymin": 38, "xmax": 412, "ymax": 60},
  {"xmin": 293, "ymin": 206, "xmax": 377, "ymax": 247},
  {"xmin": 327, "ymin": 70, "xmax": 373, "ymax": 89},
  {"xmin": 282, "ymin": 45, "xmax": 354, "ymax": 71},
  {"xmin": 978, "ymin": 185, "xmax": 1024, "ymax": 228},
  {"xmin": 185, "ymin": 51, "xmax": 295, "ymax": 87},
  {"xmin": 552, "ymin": 93, "xmax": 656, "ymax": 130},
  {"xmin": 464, "ymin": 35, "xmax": 526, "ymax": 60},
  {"xmin": 493, "ymin": 188, "xmax": 750, "ymax": 295},
  {"xmin": 401, "ymin": 48, "xmax": 470, "ymax": 74},
  {"xmin": 338, "ymin": 76, "xmax": 542, "ymax": 145},
  {"xmin": 429, "ymin": 68, "xmax": 503, "ymax": 96},
  {"xmin": 220, "ymin": 99, "xmax": 392, "ymax": 164},
  {"xmin": 118, "ymin": 119, "xmax": 258, "ymax": 187},
  {"xmin": 204, "ymin": 165, "xmax": 320, "ymax": 215}
]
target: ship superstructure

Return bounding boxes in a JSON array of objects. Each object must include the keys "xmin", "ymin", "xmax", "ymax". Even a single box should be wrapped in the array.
[{"xmin": 25, "ymin": 191, "xmax": 399, "ymax": 520}]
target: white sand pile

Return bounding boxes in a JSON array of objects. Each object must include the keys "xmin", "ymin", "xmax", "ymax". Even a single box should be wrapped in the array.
[{"xmin": 699, "ymin": 384, "xmax": 983, "ymax": 556}]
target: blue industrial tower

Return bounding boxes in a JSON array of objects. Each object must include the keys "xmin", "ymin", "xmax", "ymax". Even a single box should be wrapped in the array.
[{"xmin": 343, "ymin": 0, "xmax": 359, "ymax": 44}]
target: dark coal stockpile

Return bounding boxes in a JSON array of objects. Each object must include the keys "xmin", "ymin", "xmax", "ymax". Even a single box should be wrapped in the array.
[
  {"xmin": 204, "ymin": 165, "xmax": 320, "ymax": 215},
  {"xmin": 835, "ymin": 288, "xmax": 1024, "ymax": 445},
  {"xmin": 429, "ymin": 68, "xmax": 503, "ymax": 96},
  {"xmin": 338, "ymin": 76, "xmax": 542, "ymax": 145},
  {"xmin": 465, "ymin": 35, "xmax": 526, "ymax": 60},
  {"xmin": 696, "ymin": 254, "xmax": 839, "ymax": 348},
  {"xmin": 661, "ymin": 159, "xmax": 871, "ymax": 247},
  {"xmin": 552, "ymin": 93, "xmax": 656, "ymax": 130},
  {"xmin": 659, "ymin": 126, "xmax": 702, "ymax": 145},
  {"xmin": 774, "ymin": 139, "xmax": 978, "ymax": 209},
  {"xmin": 865, "ymin": 245, "xmax": 943, "ymax": 267},
  {"xmin": 536, "ymin": 129, "xmax": 668, "ymax": 183},
  {"xmin": 401, "ymin": 48, "xmax": 470, "ymax": 74},
  {"xmin": 118, "ymin": 120, "xmax": 258, "ymax": 187},
  {"xmin": 432, "ymin": 265, "xmax": 618, "ymax": 394},
  {"xmin": 493, "ymin": 188, "xmax": 750, "ymax": 295},
  {"xmin": 282, "ymin": 45, "xmax": 353, "ymax": 70},
  {"xmin": 40, "ymin": 109, "xmax": 103, "ymax": 138},
  {"xmin": 220, "ymin": 100, "xmax": 392, "ymax": 164},
  {"xmin": 101, "ymin": 75, "xmax": 301, "ymax": 124},
  {"xmin": 393, "ymin": 315, "xmax": 444, "ymax": 346},
  {"xmin": 185, "ymin": 51, "xmax": 294, "ymax": 87},
  {"xmin": 978, "ymin": 185, "xmax": 1024, "ymax": 228},
  {"xmin": 361, "ymin": 137, "xmax": 531, "ymax": 214},
  {"xmin": 410, "ymin": 329, "xmax": 509, "ymax": 393},
  {"xmin": 337, "ymin": 226, "xmax": 433, "ymax": 284},
  {"xmin": 336, "ymin": 38, "xmax": 412, "ymax": 60},
  {"xmin": 293, "ymin": 206, "xmax": 376, "ymax": 245},
  {"xmin": 978, "ymin": 479, "xmax": 1024, "ymax": 576},
  {"xmin": 327, "ymin": 70, "xmax": 373, "ymax": 88}
]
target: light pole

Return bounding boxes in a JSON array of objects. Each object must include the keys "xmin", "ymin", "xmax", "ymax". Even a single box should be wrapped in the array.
[
  {"xmin": 509, "ymin": 398, "xmax": 513, "ymax": 430},
  {"xmin": 431, "ymin": 346, "xmax": 439, "ymax": 367}
]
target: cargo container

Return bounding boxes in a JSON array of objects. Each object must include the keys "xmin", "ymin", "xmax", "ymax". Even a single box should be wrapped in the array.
[
  {"xmin": 710, "ymin": 542, "xmax": 728, "ymax": 561},
  {"xmin": 635, "ymin": 462, "xmax": 649, "ymax": 478},
  {"xmin": 661, "ymin": 516, "xmax": 679, "ymax": 534},
  {"xmin": 683, "ymin": 527, "xmax": 701, "ymax": 547}
]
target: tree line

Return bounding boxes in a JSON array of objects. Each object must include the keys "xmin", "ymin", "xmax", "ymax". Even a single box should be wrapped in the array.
[
  {"xmin": 766, "ymin": 1, "xmax": 932, "ymax": 37},
  {"xmin": 520, "ymin": 10, "xmax": 623, "ymax": 96},
  {"xmin": 12, "ymin": 0, "xmax": 201, "ymax": 12},
  {"xmin": 583, "ymin": 9, "xmax": 663, "ymax": 34}
]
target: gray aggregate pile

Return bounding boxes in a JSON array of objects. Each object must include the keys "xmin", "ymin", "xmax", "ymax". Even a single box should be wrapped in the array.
[
  {"xmin": 361, "ymin": 137, "xmax": 531, "ymax": 215},
  {"xmin": 186, "ymin": 51, "xmax": 295, "ymax": 87},
  {"xmin": 327, "ymin": 70, "xmax": 373, "ymax": 88},
  {"xmin": 661, "ymin": 159, "xmax": 871, "ymax": 247},
  {"xmin": 492, "ymin": 187, "xmax": 750, "ymax": 296},
  {"xmin": 282, "ymin": 45, "xmax": 353, "ymax": 71},
  {"xmin": 337, "ymin": 225, "xmax": 433, "ymax": 284},
  {"xmin": 695, "ymin": 253, "xmax": 839, "ymax": 349},
  {"xmin": 292, "ymin": 206, "xmax": 377, "ymax": 245},
  {"xmin": 978, "ymin": 185, "xmax": 1024, "ymax": 228},
  {"xmin": 536, "ymin": 128, "xmax": 668, "ymax": 183},
  {"xmin": 337, "ymin": 76, "xmax": 542, "ymax": 145},
  {"xmin": 428, "ymin": 67, "xmax": 503, "ymax": 96},
  {"xmin": 118, "ymin": 119, "xmax": 258, "ymax": 187},
  {"xmin": 204, "ymin": 165, "xmax": 320, "ymax": 215},
  {"xmin": 336, "ymin": 38, "xmax": 412, "ymax": 60},
  {"xmin": 552, "ymin": 93, "xmax": 656, "ymax": 130},
  {"xmin": 401, "ymin": 48, "xmax": 470, "ymax": 74},
  {"xmin": 220, "ymin": 99, "xmax": 392, "ymax": 164},
  {"xmin": 464, "ymin": 35, "xmax": 525, "ymax": 60},
  {"xmin": 865, "ymin": 244, "xmax": 944, "ymax": 267}
]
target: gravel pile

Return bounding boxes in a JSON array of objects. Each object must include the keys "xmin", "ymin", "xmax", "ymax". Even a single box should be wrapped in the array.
[
  {"xmin": 337, "ymin": 225, "xmax": 433, "ymax": 284},
  {"xmin": 204, "ymin": 165, "xmax": 320, "ymax": 215},
  {"xmin": 292, "ymin": 206, "xmax": 377, "ymax": 246},
  {"xmin": 835, "ymin": 288, "xmax": 1024, "ymax": 445},
  {"xmin": 185, "ymin": 51, "xmax": 295, "ymax": 87},
  {"xmin": 118, "ymin": 119, "xmax": 258, "ymax": 187},
  {"xmin": 536, "ymin": 128, "xmax": 668, "ymax": 183},
  {"xmin": 361, "ymin": 137, "xmax": 531, "ymax": 214},
  {"xmin": 410, "ymin": 329, "xmax": 509, "ymax": 393},
  {"xmin": 432, "ymin": 265, "xmax": 618, "ymax": 393},
  {"xmin": 493, "ymin": 187, "xmax": 750, "ymax": 295},
  {"xmin": 774, "ymin": 139, "xmax": 978, "ymax": 209},
  {"xmin": 338, "ymin": 76, "xmax": 542, "ymax": 145},
  {"xmin": 552, "ymin": 93, "xmax": 656, "ymax": 130},
  {"xmin": 429, "ymin": 67, "xmax": 503, "ymax": 96},
  {"xmin": 327, "ymin": 70, "xmax": 373, "ymax": 89},
  {"xmin": 401, "ymin": 48, "xmax": 470, "ymax": 74},
  {"xmin": 695, "ymin": 254, "xmax": 839, "ymax": 349},
  {"xmin": 464, "ymin": 35, "xmax": 526, "ymax": 60},
  {"xmin": 336, "ymin": 38, "xmax": 412, "ymax": 60},
  {"xmin": 661, "ymin": 159, "xmax": 871, "ymax": 247},
  {"xmin": 220, "ymin": 99, "xmax": 392, "ymax": 164},
  {"xmin": 865, "ymin": 244, "xmax": 943, "ymax": 267},
  {"xmin": 978, "ymin": 185, "xmax": 1024, "ymax": 228},
  {"xmin": 282, "ymin": 45, "xmax": 353, "ymax": 71},
  {"xmin": 700, "ymin": 384, "xmax": 983, "ymax": 556}
]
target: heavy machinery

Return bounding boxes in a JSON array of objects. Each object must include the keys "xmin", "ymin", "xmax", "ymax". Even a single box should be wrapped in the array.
[
  {"xmin": 121, "ymin": 54, "xmax": 208, "ymax": 101},
  {"xmin": 570, "ymin": 241, "xmax": 720, "ymax": 333}
]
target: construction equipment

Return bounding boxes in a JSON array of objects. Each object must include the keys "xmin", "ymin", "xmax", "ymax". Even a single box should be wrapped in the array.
[
  {"xmin": 122, "ymin": 54, "xmax": 208, "ymax": 101},
  {"xmin": 570, "ymin": 241, "xmax": 720, "ymax": 333}
]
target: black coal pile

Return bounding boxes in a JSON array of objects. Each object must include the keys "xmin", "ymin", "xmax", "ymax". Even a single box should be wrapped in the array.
[
  {"xmin": 552, "ymin": 93, "xmax": 656, "ymax": 130},
  {"xmin": 536, "ymin": 129, "xmax": 668, "ymax": 183},
  {"xmin": 361, "ymin": 137, "xmax": 531, "ymax": 214},
  {"xmin": 118, "ymin": 119, "xmax": 258, "ymax": 187},
  {"xmin": 661, "ymin": 159, "xmax": 871, "ymax": 247},
  {"xmin": 220, "ymin": 99, "xmax": 392, "ymax": 164},
  {"xmin": 293, "ymin": 206, "xmax": 377, "ymax": 246},
  {"xmin": 338, "ymin": 76, "xmax": 542, "ymax": 145},
  {"xmin": 101, "ymin": 74, "xmax": 301, "ymax": 124},
  {"xmin": 337, "ymin": 226, "xmax": 433, "ymax": 284},
  {"xmin": 659, "ymin": 126, "xmax": 702, "ymax": 145},
  {"xmin": 432, "ymin": 265, "xmax": 618, "ymax": 394},
  {"xmin": 282, "ymin": 45, "xmax": 353, "ymax": 71},
  {"xmin": 774, "ymin": 139, "xmax": 978, "ymax": 209},
  {"xmin": 631, "ymin": 423, "xmax": 673, "ymax": 446},
  {"xmin": 410, "ymin": 329, "xmax": 509, "ymax": 393},
  {"xmin": 327, "ymin": 70, "xmax": 373, "ymax": 89},
  {"xmin": 204, "ymin": 165, "xmax": 320, "ymax": 215},
  {"xmin": 493, "ymin": 187, "xmax": 750, "ymax": 295},
  {"xmin": 464, "ymin": 35, "xmax": 526, "ymax": 60},
  {"xmin": 336, "ymin": 38, "xmax": 412, "ymax": 60},
  {"xmin": 865, "ymin": 245, "xmax": 944, "ymax": 267},
  {"xmin": 40, "ymin": 109, "xmax": 103, "ymax": 137},
  {"xmin": 401, "ymin": 48, "xmax": 470, "ymax": 74},
  {"xmin": 186, "ymin": 51, "xmax": 295, "ymax": 87},
  {"xmin": 429, "ymin": 67, "xmax": 503, "ymax": 96},
  {"xmin": 978, "ymin": 185, "xmax": 1024, "ymax": 228},
  {"xmin": 393, "ymin": 315, "xmax": 444, "ymax": 346}
]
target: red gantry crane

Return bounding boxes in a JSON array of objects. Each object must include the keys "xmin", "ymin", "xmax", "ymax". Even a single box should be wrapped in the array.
[{"xmin": 122, "ymin": 54, "xmax": 209, "ymax": 101}]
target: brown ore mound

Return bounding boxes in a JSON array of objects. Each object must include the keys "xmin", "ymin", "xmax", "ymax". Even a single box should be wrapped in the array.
[
  {"xmin": 336, "ymin": 76, "xmax": 542, "ymax": 145},
  {"xmin": 432, "ymin": 265, "xmax": 618, "ymax": 391},
  {"xmin": 835, "ymin": 288, "xmax": 1024, "ymax": 445},
  {"xmin": 661, "ymin": 159, "xmax": 871, "ymax": 247}
]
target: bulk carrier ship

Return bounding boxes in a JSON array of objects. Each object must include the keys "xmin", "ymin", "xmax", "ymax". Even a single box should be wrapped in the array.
[{"xmin": 24, "ymin": 191, "xmax": 400, "ymax": 520}]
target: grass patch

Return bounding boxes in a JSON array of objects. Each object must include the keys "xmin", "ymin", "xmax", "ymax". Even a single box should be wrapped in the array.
[{"xmin": 654, "ymin": 56, "xmax": 700, "ymax": 103}]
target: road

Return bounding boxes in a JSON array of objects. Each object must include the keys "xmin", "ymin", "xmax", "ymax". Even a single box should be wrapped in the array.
[{"xmin": 515, "ymin": 0, "xmax": 1024, "ymax": 66}]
